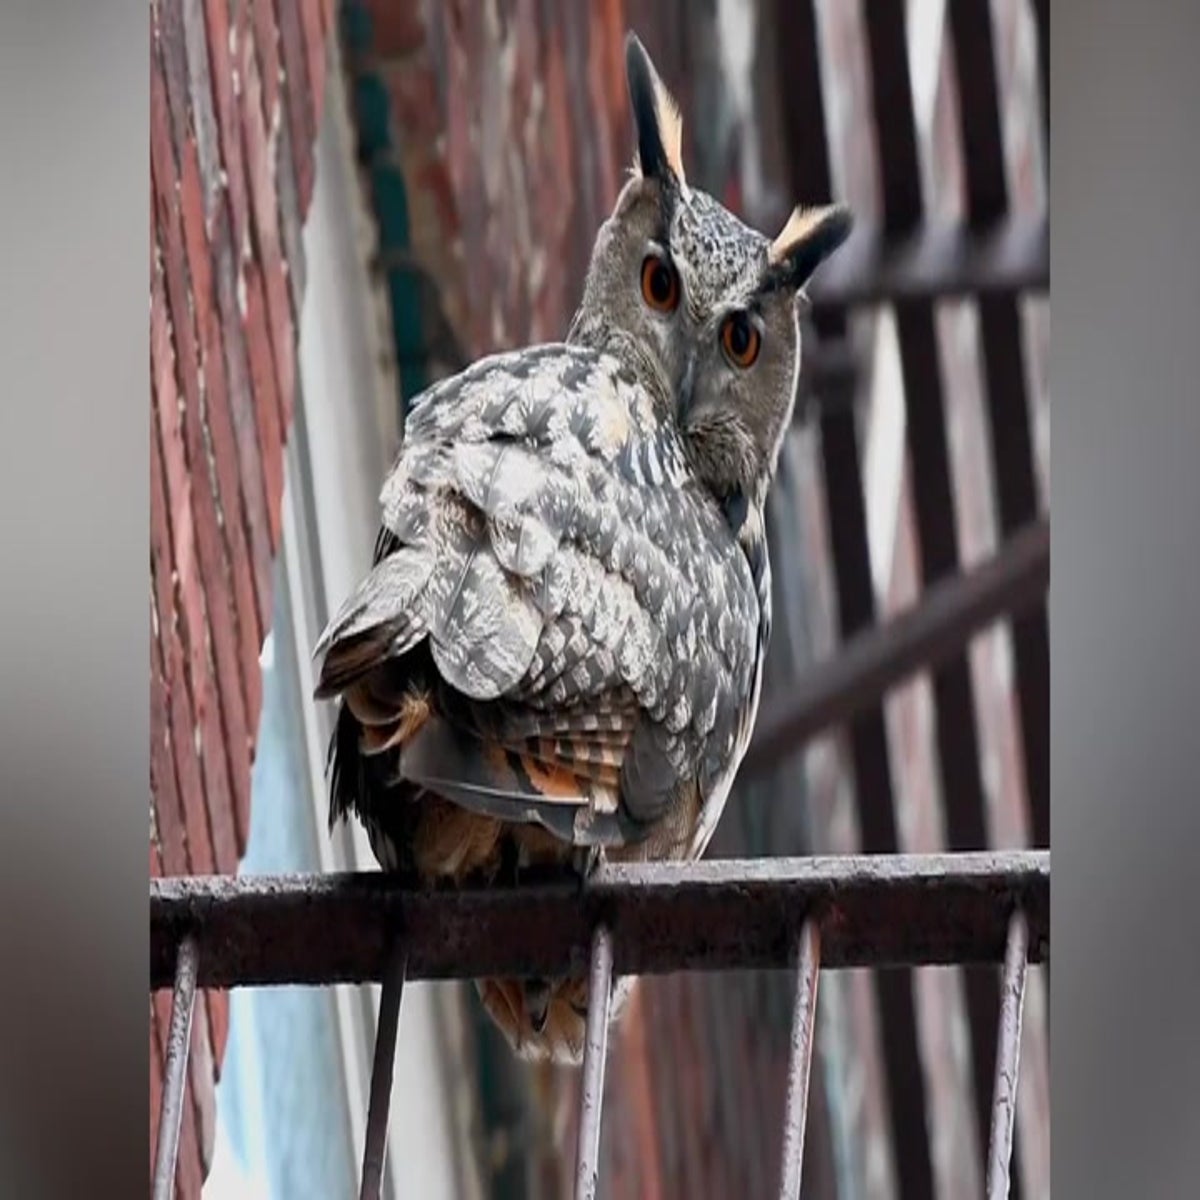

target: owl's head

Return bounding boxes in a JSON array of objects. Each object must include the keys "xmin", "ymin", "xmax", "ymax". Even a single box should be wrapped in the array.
[{"xmin": 571, "ymin": 34, "xmax": 852, "ymax": 510}]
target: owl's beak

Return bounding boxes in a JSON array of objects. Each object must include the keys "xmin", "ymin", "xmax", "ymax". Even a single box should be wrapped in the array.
[{"xmin": 676, "ymin": 354, "xmax": 697, "ymax": 426}]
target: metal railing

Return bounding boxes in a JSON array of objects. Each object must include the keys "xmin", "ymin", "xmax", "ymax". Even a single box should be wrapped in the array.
[
  {"xmin": 150, "ymin": 850, "xmax": 1048, "ymax": 1198},
  {"xmin": 148, "ymin": 3, "xmax": 1049, "ymax": 1195}
]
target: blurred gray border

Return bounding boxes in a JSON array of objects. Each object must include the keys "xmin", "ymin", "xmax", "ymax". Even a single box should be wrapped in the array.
[
  {"xmin": 0, "ymin": 2, "xmax": 148, "ymax": 1195},
  {"xmin": 1053, "ymin": 1, "xmax": 1200, "ymax": 1195}
]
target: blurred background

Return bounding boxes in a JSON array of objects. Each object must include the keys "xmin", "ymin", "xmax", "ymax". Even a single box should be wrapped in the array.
[{"xmin": 150, "ymin": 1, "xmax": 1048, "ymax": 1197}]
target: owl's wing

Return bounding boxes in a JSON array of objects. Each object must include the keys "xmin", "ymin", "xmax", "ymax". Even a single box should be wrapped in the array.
[{"xmin": 315, "ymin": 345, "xmax": 759, "ymax": 847}]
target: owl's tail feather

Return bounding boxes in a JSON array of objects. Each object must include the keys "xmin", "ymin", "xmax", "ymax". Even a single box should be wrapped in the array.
[
  {"xmin": 396, "ymin": 713, "xmax": 629, "ymax": 846},
  {"xmin": 313, "ymin": 544, "xmax": 434, "ymax": 696}
]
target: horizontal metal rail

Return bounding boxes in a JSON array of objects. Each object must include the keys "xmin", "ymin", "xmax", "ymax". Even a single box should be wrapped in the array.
[
  {"xmin": 810, "ymin": 213, "xmax": 1047, "ymax": 310},
  {"xmin": 150, "ymin": 851, "xmax": 1048, "ymax": 990},
  {"xmin": 744, "ymin": 518, "xmax": 1049, "ymax": 776}
]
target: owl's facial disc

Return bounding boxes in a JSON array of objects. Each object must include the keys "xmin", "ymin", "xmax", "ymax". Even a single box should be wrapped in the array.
[
  {"xmin": 573, "ymin": 31, "xmax": 855, "ymax": 508},
  {"xmin": 672, "ymin": 199, "xmax": 853, "ymax": 503}
]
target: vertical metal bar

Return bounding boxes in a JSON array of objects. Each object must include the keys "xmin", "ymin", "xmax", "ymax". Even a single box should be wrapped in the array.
[
  {"xmin": 574, "ymin": 925, "xmax": 615, "ymax": 1200},
  {"xmin": 778, "ymin": 920, "xmax": 822, "ymax": 1200},
  {"xmin": 359, "ymin": 941, "xmax": 408, "ymax": 1200},
  {"xmin": 151, "ymin": 936, "xmax": 199, "ymax": 1200},
  {"xmin": 987, "ymin": 913, "xmax": 1029, "ymax": 1199},
  {"xmin": 773, "ymin": 2, "xmax": 936, "ymax": 1194},
  {"xmin": 948, "ymin": 0, "xmax": 1051, "ymax": 852},
  {"xmin": 861, "ymin": 6, "xmax": 1018, "ymax": 1187}
]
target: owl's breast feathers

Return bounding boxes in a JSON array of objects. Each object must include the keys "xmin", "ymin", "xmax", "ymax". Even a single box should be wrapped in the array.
[{"xmin": 315, "ymin": 343, "xmax": 767, "ymax": 878}]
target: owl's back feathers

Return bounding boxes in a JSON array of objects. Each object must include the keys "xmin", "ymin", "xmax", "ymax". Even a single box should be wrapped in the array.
[{"xmin": 314, "ymin": 343, "xmax": 763, "ymax": 876}]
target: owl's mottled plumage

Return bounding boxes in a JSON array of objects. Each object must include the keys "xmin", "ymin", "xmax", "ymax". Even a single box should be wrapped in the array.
[{"xmin": 313, "ymin": 34, "xmax": 852, "ymax": 1062}]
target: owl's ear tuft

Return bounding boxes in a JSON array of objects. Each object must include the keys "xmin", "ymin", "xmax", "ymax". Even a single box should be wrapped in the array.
[
  {"xmin": 625, "ymin": 33, "xmax": 687, "ymax": 190},
  {"xmin": 764, "ymin": 203, "xmax": 853, "ymax": 291}
]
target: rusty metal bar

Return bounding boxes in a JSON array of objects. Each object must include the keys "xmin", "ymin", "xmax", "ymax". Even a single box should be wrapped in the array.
[
  {"xmin": 797, "ymin": 337, "xmax": 859, "ymax": 416},
  {"xmin": 810, "ymin": 214, "xmax": 1047, "ymax": 310},
  {"xmin": 376, "ymin": 214, "xmax": 1045, "ymax": 313},
  {"xmin": 359, "ymin": 941, "xmax": 407, "ymax": 1200},
  {"xmin": 987, "ymin": 913, "xmax": 1030, "ymax": 1199},
  {"xmin": 948, "ymin": 0, "xmax": 1050, "ymax": 851},
  {"xmin": 150, "ymin": 851, "xmax": 1048, "ymax": 987},
  {"xmin": 151, "ymin": 935, "xmax": 199, "ymax": 1200},
  {"xmin": 574, "ymin": 926, "xmax": 615, "ymax": 1200},
  {"xmin": 777, "ymin": 920, "xmax": 821, "ymax": 1200},
  {"xmin": 774, "ymin": 0, "xmax": 935, "ymax": 1192},
  {"xmin": 861, "ymin": 6, "xmax": 1020, "ymax": 1188},
  {"xmin": 745, "ymin": 519, "xmax": 1048, "ymax": 776}
]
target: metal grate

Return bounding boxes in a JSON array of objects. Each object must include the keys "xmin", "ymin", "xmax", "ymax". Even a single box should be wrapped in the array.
[{"xmin": 150, "ymin": 851, "xmax": 1048, "ymax": 1197}]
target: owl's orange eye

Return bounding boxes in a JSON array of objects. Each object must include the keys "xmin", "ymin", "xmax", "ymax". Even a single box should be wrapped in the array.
[
  {"xmin": 640, "ymin": 254, "xmax": 679, "ymax": 312},
  {"xmin": 720, "ymin": 312, "xmax": 761, "ymax": 368}
]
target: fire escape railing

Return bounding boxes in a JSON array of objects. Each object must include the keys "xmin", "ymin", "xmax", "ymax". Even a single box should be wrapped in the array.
[
  {"xmin": 150, "ymin": 2, "xmax": 1048, "ymax": 1196},
  {"xmin": 151, "ymin": 851, "xmax": 1048, "ymax": 1198}
]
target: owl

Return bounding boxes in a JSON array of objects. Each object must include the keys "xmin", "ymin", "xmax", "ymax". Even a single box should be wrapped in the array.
[{"xmin": 313, "ymin": 34, "xmax": 851, "ymax": 1062}]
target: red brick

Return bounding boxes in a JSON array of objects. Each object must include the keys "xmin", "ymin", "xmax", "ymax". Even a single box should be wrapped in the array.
[
  {"xmin": 299, "ymin": 0, "xmax": 327, "ymax": 161},
  {"xmin": 204, "ymin": 0, "xmax": 251, "ymax": 262},
  {"xmin": 151, "ymin": 163, "xmax": 218, "ymax": 899},
  {"xmin": 241, "ymin": 257, "xmax": 284, "ymax": 554},
  {"xmin": 174, "ymin": 1073, "xmax": 205, "ymax": 1199},
  {"xmin": 274, "ymin": 97, "xmax": 308, "ymax": 328},
  {"xmin": 210, "ymin": 268, "xmax": 274, "ymax": 653},
  {"xmin": 411, "ymin": 151, "xmax": 461, "ymax": 244},
  {"xmin": 190, "ymin": 426, "xmax": 256, "ymax": 839},
  {"xmin": 618, "ymin": 988, "xmax": 664, "ymax": 1199},
  {"xmin": 208, "ymin": 990, "xmax": 230, "ymax": 1076},
  {"xmin": 509, "ymin": 0, "xmax": 539, "ymax": 139},
  {"xmin": 189, "ymin": 1006, "xmax": 218, "ymax": 1174},
  {"xmin": 153, "ymin": 0, "xmax": 190, "ymax": 167},
  {"xmin": 275, "ymin": 0, "xmax": 316, "ymax": 212},
  {"xmin": 154, "ymin": 258, "xmax": 250, "ymax": 878},
  {"xmin": 151, "ymin": 473, "xmax": 190, "ymax": 877},
  {"xmin": 164, "ymin": 615, "xmax": 215, "ymax": 876},
  {"xmin": 150, "ymin": 1002, "xmax": 164, "ymax": 1187},
  {"xmin": 362, "ymin": 0, "xmax": 426, "ymax": 58},
  {"xmin": 150, "ymin": 591, "xmax": 189, "ymax": 880},
  {"xmin": 240, "ymin": 17, "xmax": 297, "ymax": 432},
  {"xmin": 176, "ymin": 135, "xmax": 259, "ymax": 858},
  {"xmin": 442, "ymin": 27, "xmax": 472, "ymax": 216},
  {"xmin": 382, "ymin": 59, "xmax": 442, "ymax": 143},
  {"xmin": 194, "ymin": 653, "xmax": 240, "ymax": 872},
  {"xmin": 157, "ymin": 39, "xmax": 264, "ymax": 864},
  {"xmin": 250, "ymin": 0, "xmax": 281, "ymax": 130},
  {"xmin": 173, "ymin": 149, "xmax": 244, "ymax": 878},
  {"xmin": 150, "ymin": 984, "xmax": 174, "ymax": 1134},
  {"xmin": 584, "ymin": 2, "xmax": 620, "ymax": 215},
  {"xmin": 206, "ymin": 224, "xmax": 266, "ymax": 855}
]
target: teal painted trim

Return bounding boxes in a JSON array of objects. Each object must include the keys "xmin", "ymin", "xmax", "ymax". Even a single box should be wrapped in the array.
[
  {"xmin": 368, "ymin": 161, "xmax": 411, "ymax": 249},
  {"xmin": 351, "ymin": 75, "xmax": 392, "ymax": 158},
  {"xmin": 398, "ymin": 362, "xmax": 427, "ymax": 408},
  {"xmin": 338, "ymin": 3, "xmax": 372, "ymax": 59},
  {"xmin": 386, "ymin": 271, "xmax": 425, "ymax": 364}
]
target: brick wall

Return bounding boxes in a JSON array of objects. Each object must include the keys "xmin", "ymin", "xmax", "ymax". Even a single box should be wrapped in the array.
[{"xmin": 149, "ymin": 0, "xmax": 335, "ymax": 1192}]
